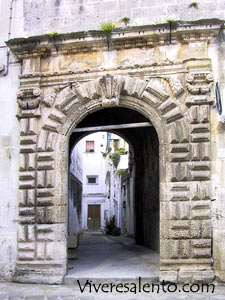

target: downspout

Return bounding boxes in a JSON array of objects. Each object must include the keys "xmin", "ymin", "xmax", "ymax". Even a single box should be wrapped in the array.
[{"xmin": 1, "ymin": 0, "xmax": 15, "ymax": 76}]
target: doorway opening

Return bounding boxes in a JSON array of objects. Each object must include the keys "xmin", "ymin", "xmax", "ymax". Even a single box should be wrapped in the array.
[{"xmin": 66, "ymin": 107, "xmax": 160, "ymax": 281}]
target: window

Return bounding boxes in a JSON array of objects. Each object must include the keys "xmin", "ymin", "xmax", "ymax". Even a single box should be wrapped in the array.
[
  {"xmin": 86, "ymin": 141, "xmax": 94, "ymax": 152},
  {"xmin": 87, "ymin": 175, "xmax": 98, "ymax": 184}
]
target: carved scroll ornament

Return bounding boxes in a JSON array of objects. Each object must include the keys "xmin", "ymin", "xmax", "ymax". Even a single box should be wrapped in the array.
[{"xmin": 99, "ymin": 74, "xmax": 124, "ymax": 107}]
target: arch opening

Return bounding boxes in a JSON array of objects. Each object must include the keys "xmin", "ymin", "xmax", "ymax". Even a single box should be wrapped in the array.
[{"xmin": 66, "ymin": 107, "xmax": 160, "ymax": 279}]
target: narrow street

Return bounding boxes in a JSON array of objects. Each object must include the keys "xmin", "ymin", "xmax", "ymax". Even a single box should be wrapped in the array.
[
  {"xmin": 0, "ymin": 233, "xmax": 223, "ymax": 300},
  {"xmin": 65, "ymin": 232, "xmax": 159, "ymax": 283}
]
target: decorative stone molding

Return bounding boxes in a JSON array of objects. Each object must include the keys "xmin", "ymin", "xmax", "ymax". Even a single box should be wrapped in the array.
[
  {"xmin": 42, "ymin": 88, "xmax": 57, "ymax": 107},
  {"xmin": 6, "ymin": 19, "xmax": 223, "ymax": 58},
  {"xmin": 17, "ymin": 87, "xmax": 41, "ymax": 118},
  {"xmin": 14, "ymin": 69, "xmax": 215, "ymax": 283},
  {"xmin": 100, "ymin": 74, "xmax": 124, "ymax": 107},
  {"xmin": 163, "ymin": 75, "xmax": 184, "ymax": 97},
  {"xmin": 185, "ymin": 72, "xmax": 214, "ymax": 106}
]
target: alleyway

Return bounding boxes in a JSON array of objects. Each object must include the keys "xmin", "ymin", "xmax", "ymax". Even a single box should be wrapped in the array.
[
  {"xmin": 1, "ymin": 233, "xmax": 224, "ymax": 299},
  {"xmin": 65, "ymin": 232, "xmax": 159, "ymax": 284}
]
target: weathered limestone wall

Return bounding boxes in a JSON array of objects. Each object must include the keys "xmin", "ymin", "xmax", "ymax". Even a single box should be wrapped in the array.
[
  {"xmin": 209, "ymin": 35, "xmax": 225, "ymax": 283},
  {"xmin": 20, "ymin": 0, "xmax": 225, "ymax": 37}
]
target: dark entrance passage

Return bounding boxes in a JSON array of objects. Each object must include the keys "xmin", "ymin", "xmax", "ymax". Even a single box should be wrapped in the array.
[{"xmin": 69, "ymin": 107, "xmax": 159, "ymax": 252}]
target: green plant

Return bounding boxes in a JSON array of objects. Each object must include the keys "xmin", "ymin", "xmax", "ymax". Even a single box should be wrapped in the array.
[
  {"xmin": 188, "ymin": 2, "xmax": 198, "ymax": 9},
  {"xmin": 115, "ymin": 169, "xmax": 126, "ymax": 176},
  {"xmin": 105, "ymin": 216, "xmax": 121, "ymax": 236},
  {"xmin": 48, "ymin": 31, "xmax": 58, "ymax": 37},
  {"xmin": 118, "ymin": 147, "xmax": 128, "ymax": 154},
  {"xmin": 111, "ymin": 151, "xmax": 120, "ymax": 169},
  {"xmin": 120, "ymin": 17, "xmax": 130, "ymax": 26},
  {"xmin": 166, "ymin": 19, "xmax": 175, "ymax": 23},
  {"xmin": 100, "ymin": 22, "xmax": 116, "ymax": 36}
]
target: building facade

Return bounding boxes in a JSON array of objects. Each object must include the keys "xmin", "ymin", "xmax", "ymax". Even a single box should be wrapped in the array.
[{"xmin": 0, "ymin": 0, "xmax": 225, "ymax": 284}]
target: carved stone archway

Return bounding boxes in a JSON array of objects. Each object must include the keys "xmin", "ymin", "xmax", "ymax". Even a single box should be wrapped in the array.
[{"xmin": 14, "ymin": 71, "xmax": 215, "ymax": 284}]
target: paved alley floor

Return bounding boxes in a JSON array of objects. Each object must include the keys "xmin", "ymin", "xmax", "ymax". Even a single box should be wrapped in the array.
[
  {"xmin": 65, "ymin": 232, "xmax": 159, "ymax": 283},
  {"xmin": 0, "ymin": 282, "xmax": 224, "ymax": 300},
  {"xmin": 1, "ymin": 233, "xmax": 224, "ymax": 299}
]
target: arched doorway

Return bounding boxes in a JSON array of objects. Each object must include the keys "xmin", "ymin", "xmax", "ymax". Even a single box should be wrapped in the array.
[
  {"xmin": 68, "ymin": 107, "xmax": 159, "ymax": 246},
  {"xmin": 66, "ymin": 107, "xmax": 159, "ymax": 281},
  {"xmin": 14, "ymin": 74, "xmax": 214, "ymax": 284}
]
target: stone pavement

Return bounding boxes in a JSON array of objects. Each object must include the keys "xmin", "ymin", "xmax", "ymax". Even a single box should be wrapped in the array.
[
  {"xmin": 0, "ymin": 282, "xmax": 225, "ymax": 300},
  {"xmin": 1, "ymin": 234, "xmax": 224, "ymax": 299},
  {"xmin": 65, "ymin": 232, "xmax": 159, "ymax": 284}
]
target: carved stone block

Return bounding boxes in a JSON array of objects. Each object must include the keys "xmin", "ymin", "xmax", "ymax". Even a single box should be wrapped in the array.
[
  {"xmin": 169, "ymin": 122, "xmax": 189, "ymax": 144},
  {"xmin": 43, "ymin": 88, "xmax": 57, "ymax": 107},
  {"xmin": 46, "ymin": 171, "xmax": 55, "ymax": 188},
  {"xmin": 37, "ymin": 152, "xmax": 55, "ymax": 161},
  {"xmin": 36, "ymin": 188, "xmax": 54, "ymax": 198},
  {"xmin": 19, "ymin": 207, "xmax": 35, "ymax": 216},
  {"xmin": 180, "ymin": 240, "xmax": 191, "ymax": 258},
  {"xmin": 192, "ymin": 248, "xmax": 211, "ymax": 258},
  {"xmin": 19, "ymin": 171, "xmax": 35, "ymax": 181},
  {"xmin": 191, "ymin": 143, "xmax": 210, "ymax": 161},
  {"xmin": 170, "ymin": 202, "xmax": 190, "ymax": 220},
  {"xmin": 190, "ymin": 170, "xmax": 210, "ymax": 181},
  {"xmin": 123, "ymin": 77, "xmax": 148, "ymax": 98},
  {"xmin": 190, "ymin": 220, "xmax": 211, "ymax": 239},
  {"xmin": 191, "ymin": 209, "xmax": 211, "ymax": 220},
  {"xmin": 36, "ymin": 207, "xmax": 47, "ymax": 224},
  {"xmin": 171, "ymin": 162, "xmax": 190, "ymax": 182},
  {"xmin": 20, "ymin": 144, "xmax": 36, "ymax": 153},
  {"xmin": 36, "ymin": 242, "xmax": 46, "ymax": 260},
  {"xmin": 20, "ymin": 135, "xmax": 37, "ymax": 145},
  {"xmin": 17, "ymin": 87, "xmax": 41, "ymax": 118},
  {"xmin": 19, "ymin": 180, "xmax": 35, "ymax": 189},
  {"xmin": 190, "ymin": 182, "xmax": 211, "ymax": 201},
  {"xmin": 191, "ymin": 239, "xmax": 211, "ymax": 248},
  {"xmin": 100, "ymin": 74, "xmax": 124, "ymax": 107},
  {"xmin": 18, "ymin": 225, "xmax": 35, "ymax": 242},
  {"xmin": 45, "ymin": 242, "xmax": 66, "ymax": 261},
  {"xmin": 170, "ymin": 240, "xmax": 180, "ymax": 258},
  {"xmin": 19, "ymin": 215, "xmax": 35, "ymax": 224},
  {"xmin": 37, "ymin": 161, "xmax": 54, "ymax": 170},
  {"xmin": 18, "ymin": 251, "xmax": 35, "ymax": 261},
  {"xmin": 170, "ymin": 221, "xmax": 191, "ymax": 239},
  {"xmin": 36, "ymin": 197, "xmax": 54, "ymax": 206},
  {"xmin": 189, "ymin": 105, "xmax": 210, "ymax": 124},
  {"xmin": 57, "ymin": 87, "xmax": 78, "ymax": 114},
  {"xmin": 37, "ymin": 130, "xmax": 48, "ymax": 152},
  {"xmin": 37, "ymin": 171, "xmax": 45, "ymax": 188},
  {"xmin": 36, "ymin": 225, "xmax": 54, "ymax": 241},
  {"xmin": 18, "ymin": 242, "xmax": 35, "ymax": 251},
  {"xmin": 46, "ymin": 132, "xmax": 57, "ymax": 152}
]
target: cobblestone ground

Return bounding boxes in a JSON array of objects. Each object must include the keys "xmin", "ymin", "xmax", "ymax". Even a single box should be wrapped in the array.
[{"xmin": 0, "ymin": 282, "xmax": 225, "ymax": 300}]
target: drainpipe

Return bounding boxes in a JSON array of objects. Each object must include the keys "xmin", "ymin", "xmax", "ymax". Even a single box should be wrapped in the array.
[{"xmin": 0, "ymin": 0, "xmax": 15, "ymax": 76}]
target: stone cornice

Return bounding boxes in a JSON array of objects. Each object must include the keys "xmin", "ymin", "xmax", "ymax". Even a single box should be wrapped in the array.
[{"xmin": 7, "ymin": 19, "xmax": 223, "ymax": 58}]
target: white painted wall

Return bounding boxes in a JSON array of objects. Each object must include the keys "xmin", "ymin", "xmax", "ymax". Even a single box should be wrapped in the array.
[
  {"xmin": 70, "ymin": 140, "xmax": 83, "ymax": 183},
  {"xmin": 72, "ymin": 132, "xmax": 129, "ymax": 231},
  {"xmin": 0, "ymin": 0, "xmax": 22, "ymax": 281}
]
